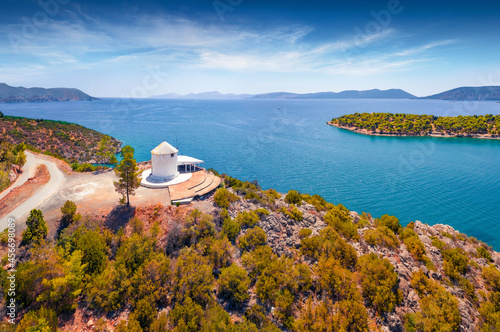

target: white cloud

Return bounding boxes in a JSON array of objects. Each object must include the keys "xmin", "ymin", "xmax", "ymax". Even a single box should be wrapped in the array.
[{"xmin": 0, "ymin": 7, "xmax": 466, "ymax": 94}]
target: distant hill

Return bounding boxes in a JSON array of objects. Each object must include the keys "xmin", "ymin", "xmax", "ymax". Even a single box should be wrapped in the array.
[
  {"xmin": 151, "ymin": 91, "xmax": 254, "ymax": 100},
  {"xmin": 422, "ymin": 86, "xmax": 500, "ymax": 101},
  {"xmin": 253, "ymin": 89, "xmax": 416, "ymax": 99},
  {"xmin": 0, "ymin": 83, "xmax": 98, "ymax": 103}
]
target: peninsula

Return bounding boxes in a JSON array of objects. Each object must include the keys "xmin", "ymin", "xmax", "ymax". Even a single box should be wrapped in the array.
[
  {"xmin": 328, "ymin": 113, "xmax": 500, "ymax": 139},
  {"xmin": 0, "ymin": 83, "xmax": 98, "ymax": 103},
  {"xmin": 0, "ymin": 113, "xmax": 121, "ymax": 162}
]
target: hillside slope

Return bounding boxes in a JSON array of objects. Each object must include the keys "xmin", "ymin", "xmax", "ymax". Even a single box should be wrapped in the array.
[
  {"xmin": 2, "ymin": 175, "xmax": 498, "ymax": 331},
  {"xmin": 0, "ymin": 115, "xmax": 120, "ymax": 163}
]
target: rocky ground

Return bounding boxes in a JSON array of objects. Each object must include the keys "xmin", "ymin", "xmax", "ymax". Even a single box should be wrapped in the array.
[
  {"xmin": 225, "ymin": 190, "xmax": 499, "ymax": 332},
  {"xmin": 3, "ymin": 178, "xmax": 498, "ymax": 331}
]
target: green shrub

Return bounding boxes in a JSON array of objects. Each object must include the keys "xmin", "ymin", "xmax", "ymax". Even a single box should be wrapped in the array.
[
  {"xmin": 358, "ymin": 253, "xmax": 402, "ymax": 314},
  {"xmin": 214, "ymin": 187, "xmax": 240, "ymax": 208},
  {"xmin": 222, "ymin": 217, "xmax": 241, "ymax": 242},
  {"xmin": 280, "ymin": 206, "xmax": 303, "ymax": 221},
  {"xmin": 300, "ymin": 227, "xmax": 357, "ymax": 269},
  {"xmin": 239, "ymin": 227, "xmax": 267, "ymax": 251},
  {"xmin": 478, "ymin": 296, "xmax": 500, "ymax": 331},
  {"xmin": 405, "ymin": 272, "xmax": 461, "ymax": 332},
  {"xmin": 242, "ymin": 245, "xmax": 275, "ymax": 280},
  {"xmin": 299, "ymin": 228, "xmax": 312, "ymax": 239},
  {"xmin": 72, "ymin": 228, "xmax": 108, "ymax": 276},
  {"xmin": 431, "ymin": 237, "xmax": 446, "ymax": 250},
  {"xmin": 130, "ymin": 295, "xmax": 156, "ymax": 330},
  {"xmin": 285, "ymin": 190, "xmax": 302, "ymax": 205},
  {"xmin": 36, "ymin": 250, "xmax": 86, "ymax": 313},
  {"xmin": 71, "ymin": 162, "xmax": 97, "ymax": 172},
  {"xmin": 300, "ymin": 194, "xmax": 334, "ymax": 212},
  {"xmin": 295, "ymin": 298, "xmax": 368, "ymax": 332},
  {"xmin": 16, "ymin": 307, "xmax": 58, "ymax": 332},
  {"xmin": 245, "ymin": 190, "xmax": 261, "ymax": 201},
  {"xmin": 317, "ymin": 256, "xmax": 360, "ymax": 301},
  {"xmin": 208, "ymin": 237, "xmax": 233, "ymax": 269},
  {"xmin": 477, "ymin": 246, "xmax": 493, "ymax": 262},
  {"xmin": 442, "ymin": 247, "xmax": 469, "ymax": 280},
  {"xmin": 400, "ymin": 227, "xmax": 426, "ymax": 261},
  {"xmin": 255, "ymin": 257, "xmax": 310, "ymax": 323},
  {"xmin": 60, "ymin": 200, "xmax": 78, "ymax": 226},
  {"xmin": 377, "ymin": 214, "xmax": 402, "ymax": 234},
  {"xmin": 218, "ymin": 264, "xmax": 251, "ymax": 305},
  {"xmin": 458, "ymin": 276, "xmax": 477, "ymax": 301},
  {"xmin": 255, "ymin": 208, "xmax": 270, "ymax": 216},
  {"xmin": 172, "ymin": 251, "xmax": 214, "ymax": 306},
  {"xmin": 169, "ymin": 296, "xmax": 204, "ymax": 331},
  {"xmin": 235, "ymin": 210, "xmax": 260, "ymax": 228},
  {"xmin": 482, "ymin": 265, "xmax": 500, "ymax": 292},
  {"xmin": 442, "ymin": 232, "xmax": 454, "ymax": 240},
  {"xmin": 244, "ymin": 304, "xmax": 279, "ymax": 330},
  {"xmin": 324, "ymin": 204, "xmax": 358, "ymax": 241},
  {"xmin": 410, "ymin": 269, "xmax": 437, "ymax": 297},
  {"xmin": 363, "ymin": 226, "xmax": 400, "ymax": 249},
  {"xmin": 264, "ymin": 188, "xmax": 281, "ymax": 200}
]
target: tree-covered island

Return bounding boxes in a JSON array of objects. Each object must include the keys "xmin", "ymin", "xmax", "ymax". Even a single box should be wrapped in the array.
[{"xmin": 328, "ymin": 113, "xmax": 500, "ymax": 139}]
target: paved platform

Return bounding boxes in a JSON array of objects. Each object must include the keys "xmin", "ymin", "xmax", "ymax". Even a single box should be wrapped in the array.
[
  {"xmin": 140, "ymin": 169, "xmax": 192, "ymax": 188},
  {"xmin": 169, "ymin": 170, "xmax": 221, "ymax": 201}
]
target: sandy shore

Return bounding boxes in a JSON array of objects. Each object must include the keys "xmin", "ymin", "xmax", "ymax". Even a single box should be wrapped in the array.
[{"xmin": 327, "ymin": 122, "xmax": 500, "ymax": 140}]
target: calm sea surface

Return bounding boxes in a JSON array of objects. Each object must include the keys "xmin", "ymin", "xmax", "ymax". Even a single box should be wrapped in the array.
[{"xmin": 2, "ymin": 98, "xmax": 500, "ymax": 249}]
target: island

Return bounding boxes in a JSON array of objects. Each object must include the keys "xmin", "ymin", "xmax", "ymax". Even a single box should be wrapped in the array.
[{"xmin": 328, "ymin": 112, "xmax": 500, "ymax": 139}]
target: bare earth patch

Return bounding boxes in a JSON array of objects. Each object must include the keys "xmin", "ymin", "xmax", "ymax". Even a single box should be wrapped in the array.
[{"xmin": 0, "ymin": 164, "xmax": 50, "ymax": 218}]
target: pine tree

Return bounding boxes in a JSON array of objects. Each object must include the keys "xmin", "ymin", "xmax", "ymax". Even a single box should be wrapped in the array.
[
  {"xmin": 113, "ymin": 145, "xmax": 141, "ymax": 207},
  {"xmin": 22, "ymin": 209, "xmax": 48, "ymax": 245}
]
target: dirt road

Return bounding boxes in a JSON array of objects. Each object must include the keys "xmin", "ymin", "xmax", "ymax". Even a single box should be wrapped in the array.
[{"xmin": 0, "ymin": 151, "xmax": 65, "ymax": 232}]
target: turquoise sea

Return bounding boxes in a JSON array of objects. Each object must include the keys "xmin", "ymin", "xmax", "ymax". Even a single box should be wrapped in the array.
[{"xmin": 2, "ymin": 98, "xmax": 500, "ymax": 249}]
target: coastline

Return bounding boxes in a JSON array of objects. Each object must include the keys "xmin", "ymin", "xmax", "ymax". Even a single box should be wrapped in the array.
[{"xmin": 327, "ymin": 121, "xmax": 500, "ymax": 140}]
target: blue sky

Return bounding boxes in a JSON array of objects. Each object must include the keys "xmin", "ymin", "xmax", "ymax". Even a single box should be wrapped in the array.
[{"xmin": 0, "ymin": 0, "xmax": 499, "ymax": 97}]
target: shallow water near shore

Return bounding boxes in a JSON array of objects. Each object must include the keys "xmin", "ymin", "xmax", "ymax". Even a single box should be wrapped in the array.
[{"xmin": 3, "ymin": 98, "xmax": 500, "ymax": 249}]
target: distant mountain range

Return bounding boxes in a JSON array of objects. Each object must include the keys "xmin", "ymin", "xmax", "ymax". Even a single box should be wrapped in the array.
[
  {"xmin": 151, "ymin": 91, "xmax": 254, "ymax": 100},
  {"xmin": 4, "ymin": 83, "xmax": 500, "ymax": 103},
  {"xmin": 151, "ymin": 89, "xmax": 416, "ymax": 100},
  {"xmin": 422, "ymin": 86, "xmax": 500, "ymax": 101},
  {"xmin": 253, "ymin": 89, "xmax": 416, "ymax": 99},
  {"xmin": 151, "ymin": 86, "xmax": 500, "ymax": 101},
  {"xmin": 0, "ymin": 83, "xmax": 98, "ymax": 103}
]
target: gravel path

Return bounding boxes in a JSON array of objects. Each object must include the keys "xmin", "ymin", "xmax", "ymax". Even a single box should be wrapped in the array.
[{"xmin": 0, "ymin": 151, "xmax": 65, "ymax": 232}]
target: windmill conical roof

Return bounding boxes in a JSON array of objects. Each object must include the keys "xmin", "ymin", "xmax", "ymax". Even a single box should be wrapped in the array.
[{"xmin": 151, "ymin": 141, "xmax": 178, "ymax": 155}]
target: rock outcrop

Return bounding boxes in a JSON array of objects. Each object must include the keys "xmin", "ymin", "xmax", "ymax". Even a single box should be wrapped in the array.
[{"xmin": 224, "ymin": 189, "xmax": 499, "ymax": 332}]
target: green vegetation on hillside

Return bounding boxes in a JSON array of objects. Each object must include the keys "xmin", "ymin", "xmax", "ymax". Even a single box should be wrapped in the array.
[
  {"xmin": 0, "ymin": 115, "xmax": 121, "ymax": 163},
  {"xmin": 330, "ymin": 112, "xmax": 500, "ymax": 136},
  {"xmin": 0, "ymin": 140, "xmax": 26, "ymax": 191},
  {"xmin": 1, "ymin": 173, "xmax": 499, "ymax": 331}
]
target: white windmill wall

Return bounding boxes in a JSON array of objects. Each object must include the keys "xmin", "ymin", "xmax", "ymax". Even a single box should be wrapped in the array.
[{"xmin": 151, "ymin": 152, "xmax": 178, "ymax": 179}]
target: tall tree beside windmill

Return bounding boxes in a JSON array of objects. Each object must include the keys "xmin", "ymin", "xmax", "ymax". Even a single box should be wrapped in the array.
[{"xmin": 114, "ymin": 145, "xmax": 141, "ymax": 207}]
